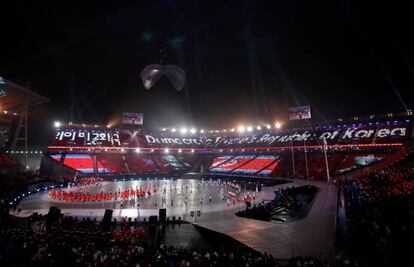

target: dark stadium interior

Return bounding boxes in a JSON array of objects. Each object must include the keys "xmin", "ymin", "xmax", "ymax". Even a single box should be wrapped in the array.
[{"xmin": 1, "ymin": 1, "xmax": 414, "ymax": 267}]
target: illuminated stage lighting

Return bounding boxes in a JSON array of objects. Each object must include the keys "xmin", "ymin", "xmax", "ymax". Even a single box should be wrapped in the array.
[
  {"xmin": 180, "ymin": 128, "xmax": 187, "ymax": 134},
  {"xmin": 266, "ymin": 124, "xmax": 271, "ymax": 129},
  {"xmin": 238, "ymin": 126, "xmax": 245, "ymax": 132},
  {"xmin": 178, "ymin": 149, "xmax": 182, "ymax": 153},
  {"xmin": 54, "ymin": 121, "xmax": 61, "ymax": 128},
  {"xmin": 162, "ymin": 128, "xmax": 166, "ymax": 131},
  {"xmin": 171, "ymin": 128, "xmax": 176, "ymax": 132},
  {"xmin": 191, "ymin": 149, "xmax": 194, "ymax": 153},
  {"xmin": 200, "ymin": 129, "xmax": 205, "ymax": 133},
  {"xmin": 164, "ymin": 148, "xmax": 169, "ymax": 153},
  {"xmin": 230, "ymin": 128, "xmax": 235, "ymax": 132},
  {"xmin": 190, "ymin": 128, "xmax": 196, "ymax": 134},
  {"xmin": 135, "ymin": 148, "xmax": 141, "ymax": 153},
  {"xmin": 257, "ymin": 126, "xmax": 262, "ymax": 130},
  {"xmin": 247, "ymin": 126, "xmax": 253, "ymax": 132},
  {"xmin": 275, "ymin": 122, "xmax": 281, "ymax": 129}
]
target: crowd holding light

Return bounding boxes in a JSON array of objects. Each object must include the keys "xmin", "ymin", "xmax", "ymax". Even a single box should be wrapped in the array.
[
  {"xmin": 159, "ymin": 120, "xmax": 284, "ymax": 134},
  {"xmin": 51, "ymin": 120, "xmax": 284, "ymax": 134}
]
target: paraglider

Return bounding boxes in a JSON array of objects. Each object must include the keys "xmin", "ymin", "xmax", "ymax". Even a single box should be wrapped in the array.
[{"xmin": 140, "ymin": 44, "xmax": 186, "ymax": 91}]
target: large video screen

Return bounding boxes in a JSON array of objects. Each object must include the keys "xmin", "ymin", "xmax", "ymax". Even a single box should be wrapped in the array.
[
  {"xmin": 288, "ymin": 105, "xmax": 311, "ymax": 120},
  {"xmin": 122, "ymin": 112, "xmax": 144, "ymax": 125}
]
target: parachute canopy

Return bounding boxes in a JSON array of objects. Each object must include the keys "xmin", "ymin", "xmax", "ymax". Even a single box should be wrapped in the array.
[{"xmin": 140, "ymin": 64, "xmax": 186, "ymax": 91}]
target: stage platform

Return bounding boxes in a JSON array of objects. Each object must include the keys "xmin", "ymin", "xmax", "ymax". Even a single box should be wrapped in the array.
[{"xmin": 11, "ymin": 177, "xmax": 337, "ymax": 260}]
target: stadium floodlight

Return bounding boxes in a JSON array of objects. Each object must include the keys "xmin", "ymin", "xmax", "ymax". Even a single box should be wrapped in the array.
[
  {"xmin": 200, "ymin": 129, "xmax": 205, "ymax": 133},
  {"xmin": 266, "ymin": 124, "xmax": 271, "ymax": 129},
  {"xmin": 257, "ymin": 126, "xmax": 262, "ymax": 130},
  {"xmin": 171, "ymin": 128, "xmax": 176, "ymax": 132},
  {"xmin": 54, "ymin": 121, "xmax": 61, "ymax": 128},
  {"xmin": 135, "ymin": 148, "xmax": 141, "ymax": 153},
  {"xmin": 190, "ymin": 128, "xmax": 196, "ymax": 134},
  {"xmin": 238, "ymin": 126, "xmax": 245, "ymax": 133},
  {"xmin": 180, "ymin": 128, "xmax": 187, "ymax": 134},
  {"xmin": 247, "ymin": 126, "xmax": 253, "ymax": 132},
  {"xmin": 275, "ymin": 122, "xmax": 282, "ymax": 129}
]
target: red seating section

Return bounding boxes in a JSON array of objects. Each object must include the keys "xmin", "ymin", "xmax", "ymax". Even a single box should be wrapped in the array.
[
  {"xmin": 0, "ymin": 153, "xmax": 18, "ymax": 168},
  {"xmin": 63, "ymin": 154, "xmax": 94, "ymax": 173},
  {"xmin": 96, "ymin": 154, "xmax": 128, "ymax": 173},
  {"xmin": 126, "ymin": 154, "xmax": 159, "ymax": 174}
]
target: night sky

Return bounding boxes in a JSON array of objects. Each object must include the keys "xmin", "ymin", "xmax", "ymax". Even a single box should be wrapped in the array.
[{"xmin": 1, "ymin": 0, "xmax": 413, "ymax": 145}]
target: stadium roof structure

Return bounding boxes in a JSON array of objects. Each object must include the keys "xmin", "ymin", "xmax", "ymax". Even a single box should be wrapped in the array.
[{"xmin": 0, "ymin": 76, "xmax": 49, "ymax": 112}]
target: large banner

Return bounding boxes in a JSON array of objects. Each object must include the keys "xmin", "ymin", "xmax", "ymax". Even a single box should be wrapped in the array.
[
  {"xmin": 288, "ymin": 105, "xmax": 311, "ymax": 120},
  {"xmin": 122, "ymin": 112, "xmax": 144, "ymax": 125},
  {"xmin": 50, "ymin": 124, "xmax": 411, "ymax": 149}
]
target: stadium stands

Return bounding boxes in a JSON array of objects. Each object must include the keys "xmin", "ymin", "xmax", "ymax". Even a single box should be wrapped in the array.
[
  {"xmin": 96, "ymin": 154, "xmax": 128, "ymax": 173},
  {"xmin": 126, "ymin": 154, "xmax": 159, "ymax": 174},
  {"xmin": 0, "ymin": 153, "xmax": 18, "ymax": 168},
  {"xmin": 62, "ymin": 154, "xmax": 94, "ymax": 173}
]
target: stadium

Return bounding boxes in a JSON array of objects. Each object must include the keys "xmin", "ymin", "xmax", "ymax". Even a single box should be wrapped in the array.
[{"xmin": 1, "ymin": 2, "xmax": 414, "ymax": 267}]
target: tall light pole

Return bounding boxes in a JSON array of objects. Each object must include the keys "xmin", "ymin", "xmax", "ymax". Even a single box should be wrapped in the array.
[
  {"xmin": 291, "ymin": 139, "xmax": 296, "ymax": 177},
  {"xmin": 304, "ymin": 139, "xmax": 309, "ymax": 179},
  {"xmin": 323, "ymin": 137, "xmax": 330, "ymax": 183}
]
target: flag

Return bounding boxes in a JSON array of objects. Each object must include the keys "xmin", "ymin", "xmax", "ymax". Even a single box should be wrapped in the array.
[
  {"xmin": 323, "ymin": 137, "xmax": 328, "ymax": 150},
  {"xmin": 228, "ymin": 191, "xmax": 237, "ymax": 198}
]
